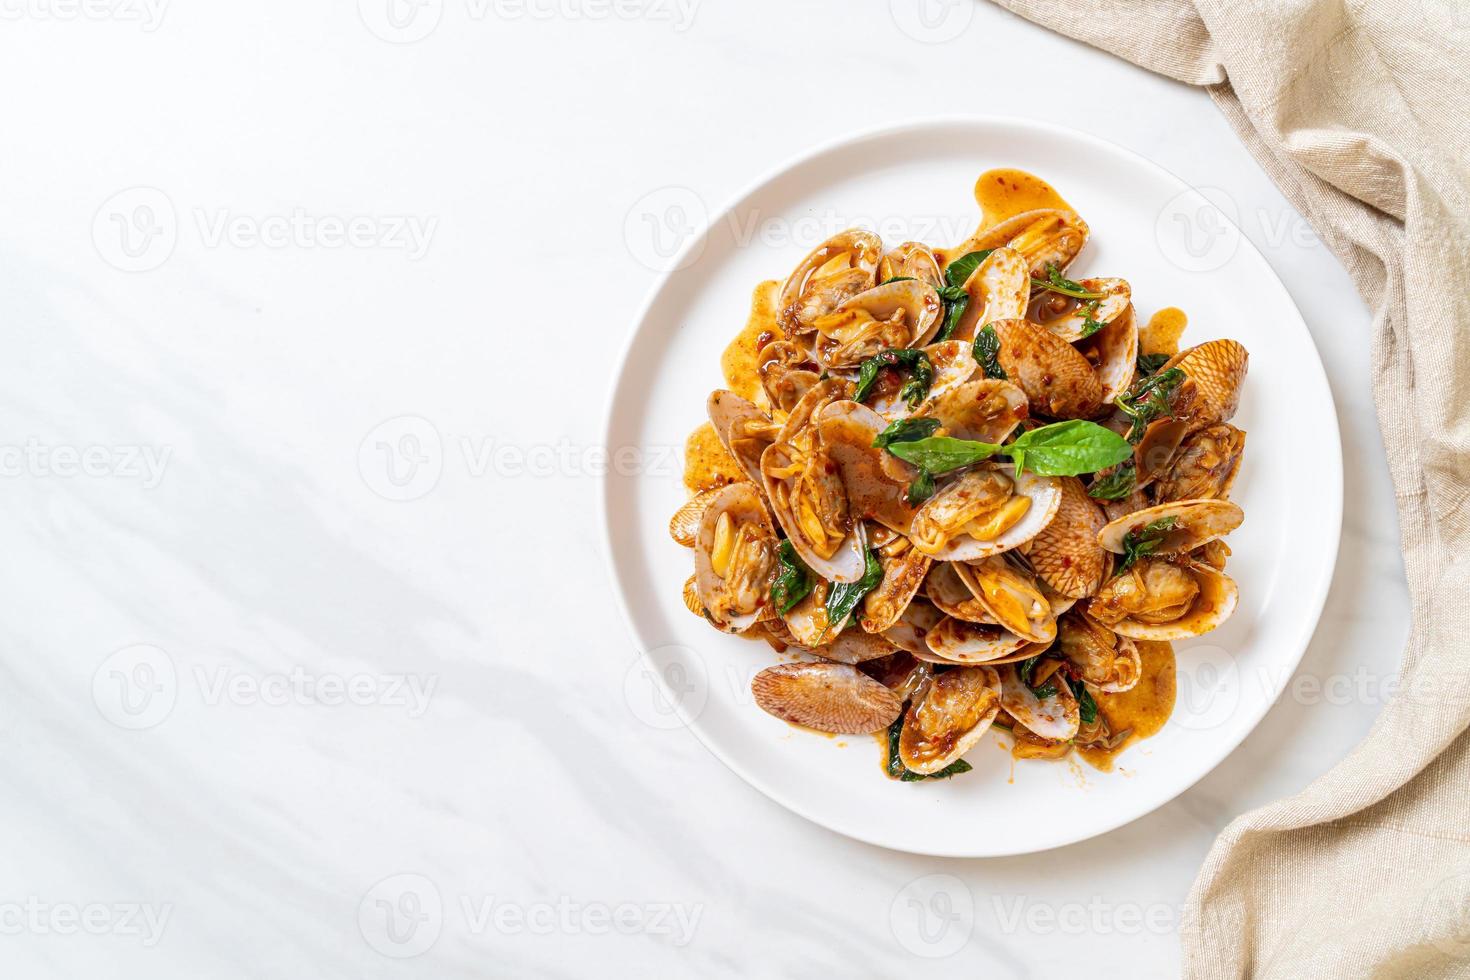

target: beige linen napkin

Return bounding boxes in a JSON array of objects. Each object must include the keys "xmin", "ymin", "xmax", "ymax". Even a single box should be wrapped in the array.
[{"xmin": 983, "ymin": 0, "xmax": 1470, "ymax": 975}]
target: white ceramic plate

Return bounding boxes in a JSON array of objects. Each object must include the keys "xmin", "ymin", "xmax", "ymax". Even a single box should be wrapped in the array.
[{"xmin": 602, "ymin": 117, "xmax": 1341, "ymax": 856}]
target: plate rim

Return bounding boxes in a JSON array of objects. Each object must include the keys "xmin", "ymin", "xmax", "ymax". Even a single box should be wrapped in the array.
[{"xmin": 599, "ymin": 114, "xmax": 1344, "ymax": 856}]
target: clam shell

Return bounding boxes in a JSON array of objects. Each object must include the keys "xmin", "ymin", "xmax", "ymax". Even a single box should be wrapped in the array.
[
  {"xmin": 925, "ymin": 561, "xmax": 996, "ymax": 623},
  {"xmin": 970, "ymin": 209, "xmax": 1089, "ymax": 278},
  {"xmin": 1098, "ymin": 562, "xmax": 1239, "ymax": 640},
  {"xmin": 1027, "ymin": 476, "xmax": 1110, "ymax": 597},
  {"xmin": 811, "ymin": 279, "xmax": 943, "ymax": 368},
  {"xmin": 669, "ymin": 488, "xmax": 721, "ymax": 547},
  {"xmin": 752, "ymin": 662, "xmax": 903, "ymax": 734},
  {"xmin": 881, "ymin": 598, "xmax": 946, "ymax": 656},
  {"xmin": 1097, "ymin": 498, "xmax": 1244, "ymax": 555},
  {"xmin": 872, "ymin": 340, "xmax": 978, "ymax": 420},
  {"xmin": 898, "ymin": 666, "xmax": 1002, "ymax": 774},
  {"xmin": 1058, "ymin": 612, "xmax": 1140, "ymax": 693},
  {"xmin": 998, "ymin": 664, "xmax": 1080, "ymax": 741},
  {"xmin": 878, "ymin": 241, "xmax": 943, "ymax": 288},
  {"xmin": 859, "ymin": 546, "xmax": 932, "ymax": 634},
  {"xmin": 760, "ymin": 440, "xmax": 866, "ymax": 584},
  {"xmin": 910, "ymin": 464, "xmax": 1063, "ymax": 561},
  {"xmin": 954, "ymin": 556, "xmax": 1057, "ymax": 644},
  {"xmin": 1161, "ymin": 339, "xmax": 1248, "ymax": 428},
  {"xmin": 777, "ymin": 229, "xmax": 882, "ymax": 336},
  {"xmin": 1154, "ymin": 423, "xmax": 1246, "ymax": 502},
  {"xmin": 693, "ymin": 483, "xmax": 778, "ymax": 633},
  {"xmin": 1032, "ymin": 277, "xmax": 1131, "ymax": 343},
  {"xmin": 707, "ymin": 390, "xmax": 775, "ymax": 489},
  {"xmin": 952, "ymin": 247, "xmax": 1030, "ymax": 341},
  {"xmin": 758, "ymin": 341, "xmax": 821, "ymax": 414},
  {"xmin": 922, "ymin": 616, "xmax": 1031, "ymax": 663},
  {"xmin": 816, "ymin": 401, "xmax": 920, "ymax": 535},
  {"xmin": 917, "ymin": 378, "xmax": 1028, "ymax": 444},
  {"xmin": 990, "ymin": 318, "xmax": 1104, "ymax": 419},
  {"xmin": 1080, "ymin": 304, "xmax": 1139, "ymax": 405},
  {"xmin": 776, "ymin": 377, "xmax": 851, "ymax": 443},
  {"xmin": 682, "ymin": 574, "xmax": 705, "ymax": 617}
]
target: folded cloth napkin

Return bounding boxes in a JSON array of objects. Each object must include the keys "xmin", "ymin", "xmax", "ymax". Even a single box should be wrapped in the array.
[{"xmin": 984, "ymin": 0, "xmax": 1470, "ymax": 975}]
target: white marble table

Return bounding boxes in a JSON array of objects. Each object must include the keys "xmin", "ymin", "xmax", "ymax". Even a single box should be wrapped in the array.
[{"xmin": 0, "ymin": 1, "xmax": 1406, "ymax": 976}]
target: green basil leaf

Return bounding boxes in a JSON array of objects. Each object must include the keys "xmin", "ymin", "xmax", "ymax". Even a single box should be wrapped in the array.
[
  {"xmin": 824, "ymin": 548, "xmax": 883, "ymax": 634},
  {"xmin": 906, "ymin": 469, "xmax": 936, "ymax": 506},
  {"xmin": 944, "ymin": 249, "xmax": 994, "ymax": 289},
  {"xmin": 1136, "ymin": 352, "xmax": 1170, "ymax": 376},
  {"xmin": 1003, "ymin": 420, "xmax": 1133, "ymax": 477},
  {"xmin": 1119, "ymin": 515, "xmax": 1180, "ymax": 572},
  {"xmin": 1031, "ymin": 680, "xmax": 1059, "ymax": 700},
  {"xmin": 934, "ymin": 291, "xmax": 969, "ymax": 343},
  {"xmin": 887, "ymin": 436, "xmax": 1002, "ymax": 475},
  {"xmin": 1070, "ymin": 677, "xmax": 1099, "ymax": 725},
  {"xmin": 770, "ymin": 539, "xmax": 814, "ymax": 615},
  {"xmin": 1116, "ymin": 367, "xmax": 1186, "ymax": 444},
  {"xmin": 973, "ymin": 323, "xmax": 1008, "ymax": 380},
  {"xmin": 1030, "ymin": 262, "xmax": 1106, "ymax": 300},
  {"xmin": 1087, "ymin": 462, "xmax": 1137, "ymax": 501},
  {"xmin": 852, "ymin": 348, "xmax": 934, "ymax": 408},
  {"xmin": 872, "ymin": 416, "xmax": 942, "ymax": 449},
  {"xmin": 1018, "ymin": 655, "xmax": 1040, "ymax": 688},
  {"xmin": 1077, "ymin": 300, "xmax": 1107, "ymax": 339}
]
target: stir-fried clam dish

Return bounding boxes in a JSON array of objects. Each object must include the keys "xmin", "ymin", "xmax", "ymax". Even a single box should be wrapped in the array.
[{"xmin": 672, "ymin": 170, "xmax": 1249, "ymax": 779}]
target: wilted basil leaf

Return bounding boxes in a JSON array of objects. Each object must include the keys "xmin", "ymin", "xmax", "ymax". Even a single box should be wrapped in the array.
[
  {"xmin": 933, "ymin": 283, "xmax": 969, "ymax": 343},
  {"xmin": 1087, "ymin": 462, "xmax": 1138, "ymax": 501},
  {"xmin": 852, "ymin": 348, "xmax": 935, "ymax": 409},
  {"xmin": 770, "ymin": 539, "xmax": 815, "ymax": 615},
  {"xmin": 1005, "ymin": 420, "xmax": 1133, "ymax": 477},
  {"xmin": 824, "ymin": 548, "xmax": 883, "ymax": 633},
  {"xmin": 1077, "ymin": 300, "xmax": 1107, "ymax": 339},
  {"xmin": 887, "ymin": 713, "xmax": 975, "ymax": 781},
  {"xmin": 906, "ymin": 468, "xmax": 936, "ymax": 506},
  {"xmin": 1119, "ymin": 515, "xmax": 1180, "ymax": 572},
  {"xmin": 973, "ymin": 323, "xmax": 1007, "ymax": 380},
  {"xmin": 944, "ymin": 249, "xmax": 994, "ymax": 289},
  {"xmin": 1031, "ymin": 262, "xmax": 1106, "ymax": 300},
  {"xmin": 1136, "ymin": 352, "xmax": 1170, "ymax": 376},
  {"xmin": 872, "ymin": 416, "xmax": 942, "ymax": 450},
  {"xmin": 1068, "ymin": 676, "xmax": 1099, "ymax": 725}
]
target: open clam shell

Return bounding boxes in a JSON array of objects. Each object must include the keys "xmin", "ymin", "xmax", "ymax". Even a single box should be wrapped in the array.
[
  {"xmin": 989, "ymin": 318, "xmax": 1104, "ymax": 419},
  {"xmin": 878, "ymin": 241, "xmax": 943, "ymax": 288},
  {"xmin": 775, "ymin": 377, "xmax": 851, "ymax": 443},
  {"xmin": 881, "ymin": 598, "xmax": 946, "ymax": 656},
  {"xmin": 669, "ymin": 488, "xmax": 722, "ymax": 548},
  {"xmin": 922, "ymin": 616, "xmax": 1031, "ymax": 664},
  {"xmin": 752, "ymin": 661, "xmax": 903, "ymax": 734},
  {"xmin": 777, "ymin": 229, "xmax": 882, "ymax": 336},
  {"xmin": 1097, "ymin": 498, "xmax": 1244, "ymax": 555},
  {"xmin": 758, "ymin": 340, "xmax": 821, "ymax": 414},
  {"xmin": 1058, "ymin": 612, "xmax": 1141, "ymax": 693},
  {"xmin": 1031, "ymin": 277, "xmax": 1131, "ymax": 343},
  {"xmin": 811, "ymin": 279, "xmax": 943, "ymax": 369},
  {"xmin": 954, "ymin": 556, "xmax": 1057, "ymax": 644},
  {"xmin": 816, "ymin": 401, "xmax": 920, "ymax": 535},
  {"xmin": 969, "ymin": 209, "xmax": 1089, "ymax": 278},
  {"xmin": 917, "ymin": 378, "xmax": 1028, "ymax": 444},
  {"xmin": 1087, "ymin": 560, "xmax": 1239, "ymax": 640},
  {"xmin": 1161, "ymin": 339, "xmax": 1249, "ymax": 428},
  {"xmin": 910, "ymin": 464, "xmax": 1063, "ymax": 562},
  {"xmin": 707, "ymin": 390, "xmax": 777, "ymax": 490},
  {"xmin": 925, "ymin": 561, "xmax": 996, "ymax": 623},
  {"xmin": 871, "ymin": 340, "xmax": 978, "ymax": 420},
  {"xmin": 952, "ymin": 247, "xmax": 1029, "ymax": 341},
  {"xmin": 760, "ymin": 440, "xmax": 867, "ymax": 584},
  {"xmin": 693, "ymin": 483, "xmax": 779, "ymax": 633},
  {"xmin": 898, "ymin": 666, "xmax": 1003, "ymax": 775},
  {"xmin": 1026, "ymin": 476, "xmax": 1110, "ymax": 597},
  {"xmin": 1078, "ymin": 304, "xmax": 1139, "ymax": 406},
  {"xmin": 998, "ymin": 664, "xmax": 1080, "ymax": 741},
  {"xmin": 859, "ymin": 544, "xmax": 931, "ymax": 634},
  {"xmin": 1153, "ymin": 423, "xmax": 1246, "ymax": 502}
]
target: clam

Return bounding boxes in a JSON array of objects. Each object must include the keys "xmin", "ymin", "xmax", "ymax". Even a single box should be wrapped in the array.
[
  {"xmin": 1097, "ymin": 498, "xmax": 1244, "ymax": 556},
  {"xmin": 897, "ymin": 666, "xmax": 1003, "ymax": 774},
  {"xmin": 1154, "ymin": 423, "xmax": 1246, "ymax": 502},
  {"xmin": 682, "ymin": 574, "xmax": 705, "ymax": 618},
  {"xmin": 909, "ymin": 464, "xmax": 1062, "ymax": 561},
  {"xmin": 922, "ymin": 616, "xmax": 1031, "ymax": 664},
  {"xmin": 693, "ymin": 483, "xmax": 779, "ymax": 632},
  {"xmin": 1077, "ymin": 305, "xmax": 1139, "ymax": 405},
  {"xmin": 776, "ymin": 376, "xmax": 852, "ymax": 442},
  {"xmin": 752, "ymin": 661, "xmax": 903, "ymax": 734},
  {"xmin": 816, "ymin": 401, "xmax": 920, "ymax": 535},
  {"xmin": 878, "ymin": 241, "xmax": 943, "ymax": 287},
  {"xmin": 859, "ymin": 531, "xmax": 932, "ymax": 634},
  {"xmin": 925, "ymin": 561, "xmax": 996, "ymax": 623},
  {"xmin": 707, "ymin": 390, "xmax": 779, "ymax": 489},
  {"xmin": 1031, "ymin": 277, "xmax": 1131, "ymax": 343},
  {"xmin": 777, "ymin": 229, "xmax": 882, "ymax": 336},
  {"xmin": 1026, "ymin": 476, "xmax": 1110, "ymax": 597},
  {"xmin": 998, "ymin": 663, "xmax": 1080, "ymax": 741},
  {"xmin": 969, "ymin": 209, "xmax": 1089, "ymax": 277},
  {"xmin": 871, "ymin": 340, "xmax": 977, "ymax": 420},
  {"xmin": 669, "ymin": 488, "xmax": 721, "ymax": 547},
  {"xmin": 761, "ymin": 439, "xmax": 866, "ymax": 583},
  {"xmin": 951, "ymin": 247, "xmax": 1029, "ymax": 341},
  {"xmin": 758, "ymin": 340, "xmax": 821, "ymax": 413},
  {"xmin": 1160, "ymin": 339, "xmax": 1248, "ymax": 428},
  {"xmin": 989, "ymin": 318, "xmax": 1104, "ymax": 419},
  {"xmin": 1057, "ymin": 611, "xmax": 1140, "ymax": 693},
  {"xmin": 954, "ymin": 556, "xmax": 1057, "ymax": 644},
  {"xmin": 1086, "ymin": 559, "xmax": 1238, "ymax": 640},
  {"xmin": 810, "ymin": 279, "xmax": 943, "ymax": 369},
  {"xmin": 881, "ymin": 598, "xmax": 946, "ymax": 656},
  {"xmin": 917, "ymin": 379, "xmax": 1028, "ymax": 444}
]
